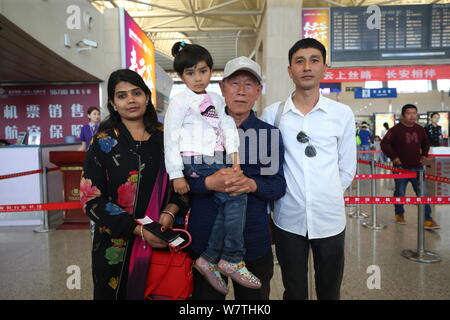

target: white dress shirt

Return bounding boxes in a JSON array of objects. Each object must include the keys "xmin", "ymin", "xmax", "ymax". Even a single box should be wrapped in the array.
[
  {"xmin": 262, "ymin": 94, "xmax": 356, "ymax": 239},
  {"xmin": 164, "ymin": 88, "xmax": 240, "ymax": 180}
]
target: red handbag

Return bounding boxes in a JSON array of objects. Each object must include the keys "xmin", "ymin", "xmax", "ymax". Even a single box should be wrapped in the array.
[
  {"xmin": 144, "ymin": 247, "xmax": 193, "ymax": 300},
  {"xmin": 144, "ymin": 214, "xmax": 193, "ymax": 300}
]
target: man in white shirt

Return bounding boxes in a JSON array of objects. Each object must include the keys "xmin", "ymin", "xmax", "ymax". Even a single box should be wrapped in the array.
[{"xmin": 262, "ymin": 38, "xmax": 356, "ymax": 300}]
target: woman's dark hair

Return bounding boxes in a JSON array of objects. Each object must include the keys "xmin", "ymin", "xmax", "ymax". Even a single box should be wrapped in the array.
[
  {"xmin": 288, "ymin": 38, "xmax": 327, "ymax": 65},
  {"xmin": 430, "ymin": 112, "xmax": 440, "ymax": 118},
  {"xmin": 171, "ymin": 41, "xmax": 213, "ymax": 76},
  {"xmin": 383, "ymin": 122, "xmax": 389, "ymax": 129},
  {"xmin": 87, "ymin": 106, "xmax": 100, "ymax": 115},
  {"xmin": 99, "ymin": 69, "xmax": 159, "ymax": 134}
]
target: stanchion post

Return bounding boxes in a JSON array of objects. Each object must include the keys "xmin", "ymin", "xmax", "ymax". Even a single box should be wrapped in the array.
[
  {"xmin": 402, "ymin": 169, "xmax": 441, "ymax": 263},
  {"xmin": 346, "ymin": 181, "xmax": 356, "ymax": 215},
  {"xmin": 349, "ymin": 160, "xmax": 368, "ymax": 219},
  {"xmin": 417, "ymin": 169, "xmax": 425, "ymax": 255},
  {"xmin": 362, "ymin": 159, "xmax": 386, "ymax": 230},
  {"xmin": 34, "ymin": 167, "xmax": 52, "ymax": 233},
  {"xmin": 372, "ymin": 151, "xmax": 375, "ymax": 171}
]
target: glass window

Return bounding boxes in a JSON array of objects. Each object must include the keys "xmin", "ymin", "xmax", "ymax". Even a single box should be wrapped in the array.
[
  {"xmin": 437, "ymin": 79, "xmax": 450, "ymax": 92},
  {"xmin": 364, "ymin": 81, "xmax": 383, "ymax": 88},
  {"xmin": 387, "ymin": 80, "xmax": 431, "ymax": 93}
]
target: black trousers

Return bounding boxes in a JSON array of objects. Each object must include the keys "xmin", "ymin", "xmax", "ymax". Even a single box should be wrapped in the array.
[
  {"xmin": 274, "ymin": 225, "xmax": 345, "ymax": 300},
  {"xmin": 191, "ymin": 249, "xmax": 274, "ymax": 300}
]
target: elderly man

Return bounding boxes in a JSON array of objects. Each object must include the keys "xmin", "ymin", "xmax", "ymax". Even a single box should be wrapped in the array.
[{"xmin": 187, "ymin": 56, "xmax": 286, "ymax": 300}]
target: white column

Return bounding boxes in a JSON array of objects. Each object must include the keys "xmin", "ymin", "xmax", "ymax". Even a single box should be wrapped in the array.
[{"xmin": 255, "ymin": 0, "xmax": 303, "ymax": 115}]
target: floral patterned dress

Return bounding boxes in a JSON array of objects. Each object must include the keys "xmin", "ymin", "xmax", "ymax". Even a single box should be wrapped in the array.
[{"xmin": 81, "ymin": 122, "xmax": 188, "ymax": 300}]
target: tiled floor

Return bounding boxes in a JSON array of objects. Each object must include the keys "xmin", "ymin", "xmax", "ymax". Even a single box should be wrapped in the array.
[{"xmin": 1, "ymin": 171, "xmax": 449, "ymax": 300}]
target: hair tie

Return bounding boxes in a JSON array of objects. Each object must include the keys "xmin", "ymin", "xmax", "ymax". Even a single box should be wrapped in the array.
[{"xmin": 177, "ymin": 40, "xmax": 187, "ymax": 53}]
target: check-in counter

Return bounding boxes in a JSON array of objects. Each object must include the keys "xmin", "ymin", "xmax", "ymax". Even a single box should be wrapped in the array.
[
  {"xmin": 49, "ymin": 151, "xmax": 87, "ymax": 229},
  {"xmin": 426, "ymin": 147, "xmax": 450, "ymax": 197},
  {"xmin": 0, "ymin": 143, "xmax": 81, "ymax": 227}
]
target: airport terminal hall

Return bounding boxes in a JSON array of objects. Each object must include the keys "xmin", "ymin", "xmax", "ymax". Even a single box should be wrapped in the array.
[{"xmin": 2, "ymin": 0, "xmax": 450, "ymax": 302}]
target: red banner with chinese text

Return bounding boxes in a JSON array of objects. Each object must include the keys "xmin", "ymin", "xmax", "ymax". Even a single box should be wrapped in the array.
[
  {"xmin": 321, "ymin": 65, "xmax": 450, "ymax": 82},
  {"xmin": 0, "ymin": 84, "xmax": 100, "ymax": 145}
]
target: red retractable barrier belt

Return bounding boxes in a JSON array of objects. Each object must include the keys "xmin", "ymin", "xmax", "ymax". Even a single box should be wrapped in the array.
[
  {"xmin": 357, "ymin": 160, "xmax": 410, "ymax": 173},
  {"xmin": 0, "ymin": 202, "xmax": 81, "ymax": 213},
  {"xmin": 357, "ymin": 160, "xmax": 450, "ymax": 184},
  {"xmin": 345, "ymin": 196, "xmax": 450, "ymax": 205},
  {"xmin": 0, "ymin": 169, "xmax": 43, "ymax": 180},
  {"xmin": 2, "ymin": 197, "xmax": 450, "ymax": 213},
  {"xmin": 0, "ymin": 167, "xmax": 60, "ymax": 180},
  {"xmin": 354, "ymin": 173, "xmax": 417, "ymax": 180},
  {"xmin": 424, "ymin": 174, "xmax": 450, "ymax": 184},
  {"xmin": 357, "ymin": 151, "xmax": 450, "ymax": 157}
]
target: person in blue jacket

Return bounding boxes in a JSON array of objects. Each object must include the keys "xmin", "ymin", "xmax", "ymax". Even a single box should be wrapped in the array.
[{"xmin": 358, "ymin": 124, "xmax": 372, "ymax": 161}]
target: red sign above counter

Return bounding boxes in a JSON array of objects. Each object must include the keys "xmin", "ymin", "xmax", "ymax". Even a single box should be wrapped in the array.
[{"xmin": 0, "ymin": 84, "xmax": 100, "ymax": 145}]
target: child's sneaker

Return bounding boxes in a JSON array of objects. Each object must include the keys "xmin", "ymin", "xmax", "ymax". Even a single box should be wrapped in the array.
[
  {"xmin": 217, "ymin": 259, "xmax": 261, "ymax": 289},
  {"xmin": 193, "ymin": 256, "xmax": 229, "ymax": 295}
]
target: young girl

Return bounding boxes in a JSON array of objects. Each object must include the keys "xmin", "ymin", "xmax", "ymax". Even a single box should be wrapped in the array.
[{"xmin": 164, "ymin": 42, "xmax": 261, "ymax": 295}]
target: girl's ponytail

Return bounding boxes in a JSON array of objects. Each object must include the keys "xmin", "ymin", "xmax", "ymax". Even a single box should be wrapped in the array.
[
  {"xmin": 171, "ymin": 41, "xmax": 213, "ymax": 76},
  {"xmin": 171, "ymin": 41, "xmax": 186, "ymax": 58}
]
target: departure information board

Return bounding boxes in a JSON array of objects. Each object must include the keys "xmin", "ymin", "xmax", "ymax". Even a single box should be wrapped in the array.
[
  {"xmin": 431, "ymin": 4, "xmax": 450, "ymax": 48},
  {"xmin": 330, "ymin": 4, "xmax": 450, "ymax": 61}
]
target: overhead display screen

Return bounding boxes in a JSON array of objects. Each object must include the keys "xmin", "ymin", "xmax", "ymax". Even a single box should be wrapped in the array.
[{"xmin": 330, "ymin": 4, "xmax": 450, "ymax": 61}]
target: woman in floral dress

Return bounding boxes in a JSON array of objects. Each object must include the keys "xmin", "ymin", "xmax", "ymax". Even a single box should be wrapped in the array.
[{"xmin": 81, "ymin": 69, "xmax": 189, "ymax": 300}]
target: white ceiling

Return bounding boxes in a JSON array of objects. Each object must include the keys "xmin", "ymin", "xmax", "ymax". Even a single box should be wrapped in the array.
[{"xmin": 90, "ymin": 0, "xmax": 450, "ymax": 72}]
